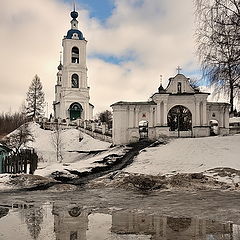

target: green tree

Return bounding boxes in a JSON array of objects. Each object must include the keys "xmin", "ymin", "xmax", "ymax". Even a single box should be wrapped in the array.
[{"xmin": 26, "ymin": 75, "xmax": 45, "ymax": 120}]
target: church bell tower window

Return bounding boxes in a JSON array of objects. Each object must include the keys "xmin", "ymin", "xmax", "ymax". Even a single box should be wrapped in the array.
[
  {"xmin": 72, "ymin": 74, "xmax": 79, "ymax": 88},
  {"xmin": 72, "ymin": 47, "xmax": 79, "ymax": 63}
]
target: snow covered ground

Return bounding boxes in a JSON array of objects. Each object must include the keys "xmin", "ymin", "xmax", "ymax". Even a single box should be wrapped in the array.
[
  {"xmin": 34, "ymin": 146, "xmax": 127, "ymax": 177},
  {"xmin": 126, "ymin": 134, "xmax": 240, "ymax": 181},
  {"xmin": 27, "ymin": 123, "xmax": 111, "ymax": 161},
  {"xmin": 25, "ymin": 123, "xmax": 125, "ymax": 177}
]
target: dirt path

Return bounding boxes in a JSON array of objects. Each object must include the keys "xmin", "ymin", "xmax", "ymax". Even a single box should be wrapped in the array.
[{"xmin": 66, "ymin": 140, "xmax": 153, "ymax": 185}]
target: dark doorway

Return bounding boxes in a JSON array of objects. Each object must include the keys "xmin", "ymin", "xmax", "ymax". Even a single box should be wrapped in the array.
[
  {"xmin": 139, "ymin": 120, "xmax": 148, "ymax": 139},
  {"xmin": 69, "ymin": 103, "xmax": 83, "ymax": 120}
]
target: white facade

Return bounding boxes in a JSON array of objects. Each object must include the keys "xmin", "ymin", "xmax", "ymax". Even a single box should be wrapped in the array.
[
  {"xmin": 53, "ymin": 10, "xmax": 94, "ymax": 121},
  {"xmin": 111, "ymin": 74, "xmax": 230, "ymax": 145}
]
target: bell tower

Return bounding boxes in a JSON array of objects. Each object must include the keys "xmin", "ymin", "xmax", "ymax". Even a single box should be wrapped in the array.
[{"xmin": 53, "ymin": 8, "xmax": 94, "ymax": 121}]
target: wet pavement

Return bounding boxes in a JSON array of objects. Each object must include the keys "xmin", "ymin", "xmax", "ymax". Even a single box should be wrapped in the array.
[{"xmin": 0, "ymin": 188, "xmax": 240, "ymax": 239}]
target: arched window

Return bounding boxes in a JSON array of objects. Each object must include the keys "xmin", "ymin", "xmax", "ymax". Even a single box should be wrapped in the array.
[
  {"xmin": 177, "ymin": 82, "xmax": 182, "ymax": 93},
  {"xmin": 71, "ymin": 74, "xmax": 79, "ymax": 88},
  {"xmin": 72, "ymin": 47, "xmax": 79, "ymax": 63}
]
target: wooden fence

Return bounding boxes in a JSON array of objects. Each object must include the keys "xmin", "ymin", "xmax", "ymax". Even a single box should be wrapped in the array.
[{"xmin": 2, "ymin": 149, "xmax": 38, "ymax": 174}]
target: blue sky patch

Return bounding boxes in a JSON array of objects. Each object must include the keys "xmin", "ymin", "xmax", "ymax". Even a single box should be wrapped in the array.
[
  {"xmin": 64, "ymin": 0, "xmax": 115, "ymax": 22},
  {"xmin": 88, "ymin": 53, "xmax": 136, "ymax": 65}
]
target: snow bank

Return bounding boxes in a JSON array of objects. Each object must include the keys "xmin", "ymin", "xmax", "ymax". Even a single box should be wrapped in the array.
[
  {"xmin": 35, "ymin": 146, "xmax": 126, "ymax": 177},
  {"xmin": 0, "ymin": 175, "xmax": 12, "ymax": 191},
  {"xmin": 26, "ymin": 122, "xmax": 111, "ymax": 163},
  {"xmin": 126, "ymin": 134, "xmax": 240, "ymax": 177},
  {"xmin": 19, "ymin": 122, "xmax": 119, "ymax": 177}
]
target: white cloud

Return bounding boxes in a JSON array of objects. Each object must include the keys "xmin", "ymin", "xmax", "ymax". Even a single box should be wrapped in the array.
[{"xmin": 0, "ymin": 0, "xmax": 200, "ymax": 116}]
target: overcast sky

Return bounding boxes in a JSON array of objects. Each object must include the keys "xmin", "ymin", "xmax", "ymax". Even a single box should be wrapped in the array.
[{"xmin": 0, "ymin": 0, "xmax": 202, "ymax": 116}]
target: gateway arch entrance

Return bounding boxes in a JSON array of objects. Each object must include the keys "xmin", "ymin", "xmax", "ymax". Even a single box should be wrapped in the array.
[{"xmin": 167, "ymin": 105, "xmax": 192, "ymax": 137}]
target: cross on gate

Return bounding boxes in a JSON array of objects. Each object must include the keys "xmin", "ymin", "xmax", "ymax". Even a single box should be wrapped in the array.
[{"xmin": 176, "ymin": 66, "xmax": 182, "ymax": 74}]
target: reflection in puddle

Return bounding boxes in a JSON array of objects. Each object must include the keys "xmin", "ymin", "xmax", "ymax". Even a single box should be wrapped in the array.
[{"xmin": 0, "ymin": 204, "xmax": 239, "ymax": 240}]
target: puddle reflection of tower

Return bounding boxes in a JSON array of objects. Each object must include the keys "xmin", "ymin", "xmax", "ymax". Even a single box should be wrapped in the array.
[
  {"xmin": 111, "ymin": 210, "xmax": 233, "ymax": 240},
  {"xmin": 52, "ymin": 205, "xmax": 89, "ymax": 240}
]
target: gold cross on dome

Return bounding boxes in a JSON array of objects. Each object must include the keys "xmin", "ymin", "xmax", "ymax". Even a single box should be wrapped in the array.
[{"xmin": 177, "ymin": 66, "xmax": 182, "ymax": 74}]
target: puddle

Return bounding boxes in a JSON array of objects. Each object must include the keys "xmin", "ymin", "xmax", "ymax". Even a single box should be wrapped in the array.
[{"xmin": 0, "ymin": 203, "xmax": 240, "ymax": 240}]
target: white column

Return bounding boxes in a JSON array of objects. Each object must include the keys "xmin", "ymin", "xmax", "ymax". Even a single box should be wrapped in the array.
[
  {"xmin": 156, "ymin": 103, "xmax": 161, "ymax": 125},
  {"xmin": 153, "ymin": 107, "xmax": 156, "ymax": 127},
  {"xmin": 84, "ymin": 102, "xmax": 88, "ymax": 120},
  {"xmin": 163, "ymin": 101, "xmax": 168, "ymax": 126},
  {"xmin": 225, "ymin": 107, "xmax": 229, "ymax": 128},
  {"xmin": 203, "ymin": 102, "xmax": 207, "ymax": 125},
  {"xmin": 135, "ymin": 107, "xmax": 139, "ymax": 127},
  {"xmin": 149, "ymin": 107, "xmax": 153, "ymax": 127},
  {"xmin": 219, "ymin": 107, "xmax": 224, "ymax": 127},
  {"xmin": 195, "ymin": 102, "xmax": 200, "ymax": 126},
  {"xmin": 129, "ymin": 107, "xmax": 134, "ymax": 128}
]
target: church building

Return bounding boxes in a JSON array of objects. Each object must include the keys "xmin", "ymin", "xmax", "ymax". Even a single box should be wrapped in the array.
[
  {"xmin": 111, "ymin": 73, "xmax": 230, "ymax": 145},
  {"xmin": 53, "ymin": 9, "xmax": 94, "ymax": 121}
]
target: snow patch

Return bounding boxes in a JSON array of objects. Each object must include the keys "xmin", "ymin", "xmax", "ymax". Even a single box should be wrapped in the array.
[{"xmin": 126, "ymin": 134, "xmax": 240, "ymax": 184}]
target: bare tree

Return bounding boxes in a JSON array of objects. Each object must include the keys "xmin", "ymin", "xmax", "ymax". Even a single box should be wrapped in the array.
[
  {"xmin": 26, "ymin": 75, "xmax": 45, "ymax": 120},
  {"xmin": 194, "ymin": 0, "xmax": 240, "ymax": 112},
  {"xmin": 51, "ymin": 123, "xmax": 63, "ymax": 162},
  {"xmin": 3, "ymin": 123, "xmax": 34, "ymax": 153}
]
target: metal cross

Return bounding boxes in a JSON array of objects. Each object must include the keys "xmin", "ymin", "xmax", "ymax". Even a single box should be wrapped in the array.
[
  {"xmin": 160, "ymin": 75, "xmax": 163, "ymax": 85},
  {"xmin": 73, "ymin": 0, "xmax": 76, "ymax": 11},
  {"xmin": 177, "ymin": 66, "xmax": 182, "ymax": 74},
  {"xmin": 60, "ymin": 51, "xmax": 62, "ymax": 63}
]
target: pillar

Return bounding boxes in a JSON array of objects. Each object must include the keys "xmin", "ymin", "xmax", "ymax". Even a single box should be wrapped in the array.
[
  {"xmin": 149, "ymin": 107, "xmax": 153, "ymax": 127},
  {"xmin": 156, "ymin": 103, "xmax": 161, "ymax": 125},
  {"xmin": 135, "ymin": 107, "xmax": 139, "ymax": 127},
  {"xmin": 195, "ymin": 102, "xmax": 200, "ymax": 126},
  {"xmin": 219, "ymin": 107, "xmax": 224, "ymax": 127},
  {"xmin": 163, "ymin": 101, "xmax": 168, "ymax": 126},
  {"xmin": 129, "ymin": 107, "xmax": 135, "ymax": 128},
  {"xmin": 203, "ymin": 101, "xmax": 207, "ymax": 125},
  {"xmin": 225, "ymin": 107, "xmax": 229, "ymax": 128},
  {"xmin": 153, "ymin": 107, "xmax": 156, "ymax": 127}
]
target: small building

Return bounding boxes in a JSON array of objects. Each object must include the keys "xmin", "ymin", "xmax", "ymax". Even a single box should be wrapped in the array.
[
  {"xmin": 0, "ymin": 144, "xmax": 11, "ymax": 174},
  {"xmin": 111, "ymin": 73, "xmax": 230, "ymax": 145}
]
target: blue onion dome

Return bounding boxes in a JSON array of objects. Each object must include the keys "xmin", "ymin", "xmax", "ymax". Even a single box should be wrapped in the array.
[
  {"xmin": 71, "ymin": 10, "xmax": 78, "ymax": 19},
  {"xmin": 57, "ymin": 63, "xmax": 63, "ymax": 71},
  {"xmin": 66, "ymin": 29, "xmax": 84, "ymax": 40}
]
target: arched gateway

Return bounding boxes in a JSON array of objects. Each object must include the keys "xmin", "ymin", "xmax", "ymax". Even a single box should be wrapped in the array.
[
  {"xmin": 168, "ymin": 105, "xmax": 192, "ymax": 131},
  {"xmin": 111, "ymin": 73, "xmax": 230, "ymax": 145}
]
